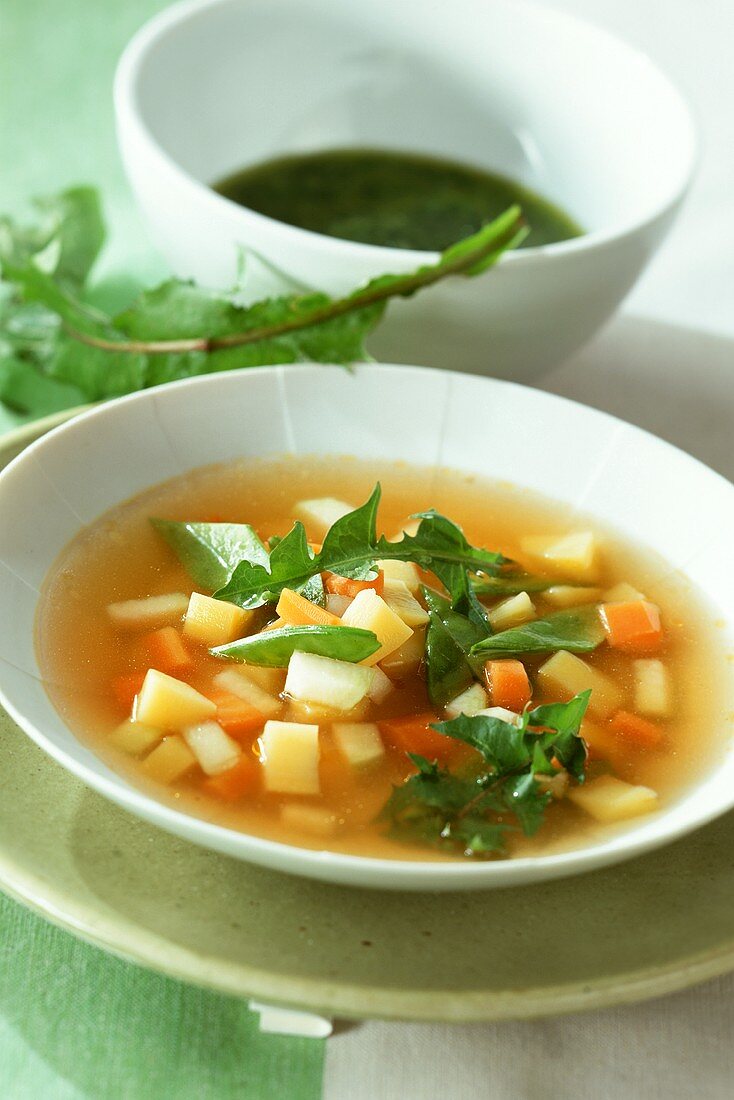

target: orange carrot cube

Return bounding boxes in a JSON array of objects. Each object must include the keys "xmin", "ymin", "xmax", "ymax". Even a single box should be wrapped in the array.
[
  {"xmin": 610, "ymin": 710, "xmax": 664, "ymax": 750},
  {"xmin": 484, "ymin": 660, "xmax": 531, "ymax": 712},
  {"xmin": 379, "ymin": 712, "xmax": 458, "ymax": 762},
  {"xmin": 323, "ymin": 570, "xmax": 384, "ymax": 599},
  {"xmin": 276, "ymin": 587, "xmax": 342, "ymax": 627},
  {"xmin": 207, "ymin": 689, "xmax": 266, "ymax": 740},
  {"xmin": 202, "ymin": 755, "xmax": 259, "ymax": 801},
  {"xmin": 143, "ymin": 627, "xmax": 193, "ymax": 674},
  {"xmin": 111, "ymin": 671, "xmax": 147, "ymax": 712},
  {"xmin": 599, "ymin": 600, "xmax": 663, "ymax": 653}
]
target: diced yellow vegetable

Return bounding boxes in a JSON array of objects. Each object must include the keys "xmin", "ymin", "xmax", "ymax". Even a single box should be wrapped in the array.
[
  {"xmin": 377, "ymin": 559, "xmax": 422, "ymax": 594},
  {"xmin": 537, "ymin": 650, "xmax": 622, "ymax": 718},
  {"xmin": 604, "ymin": 581, "xmax": 645, "ymax": 603},
  {"xmin": 280, "ymin": 802, "xmax": 337, "ymax": 837},
  {"xmin": 520, "ymin": 531, "xmax": 598, "ymax": 581},
  {"xmin": 260, "ymin": 720, "xmax": 320, "ymax": 794},
  {"xmin": 182, "ymin": 592, "xmax": 252, "ymax": 647},
  {"xmin": 445, "ymin": 682, "xmax": 488, "ymax": 718},
  {"xmin": 488, "ymin": 591, "xmax": 536, "ymax": 630},
  {"xmin": 136, "ymin": 670, "xmax": 216, "ymax": 729},
  {"xmin": 544, "ymin": 585, "xmax": 603, "ymax": 608},
  {"xmin": 633, "ymin": 658, "xmax": 672, "ymax": 717},
  {"xmin": 332, "ymin": 722, "xmax": 385, "ymax": 767},
  {"xmin": 183, "ymin": 720, "xmax": 241, "ymax": 775},
  {"xmin": 107, "ymin": 593, "xmax": 189, "ymax": 632},
  {"xmin": 341, "ymin": 589, "xmax": 413, "ymax": 665},
  {"xmin": 580, "ymin": 718, "xmax": 624, "ymax": 766},
  {"xmin": 284, "ymin": 651, "xmax": 374, "ymax": 711},
  {"xmin": 292, "ymin": 498, "xmax": 353, "ymax": 539},
  {"xmin": 285, "ymin": 697, "xmax": 369, "ymax": 724},
  {"xmin": 382, "ymin": 578, "xmax": 429, "ymax": 627},
  {"xmin": 234, "ymin": 664, "xmax": 286, "ymax": 695},
  {"xmin": 367, "ymin": 665, "xmax": 394, "ymax": 703},
  {"xmin": 213, "ymin": 668, "xmax": 283, "ymax": 717},
  {"xmin": 325, "ymin": 593, "xmax": 352, "ymax": 617},
  {"xmin": 379, "ymin": 627, "xmax": 426, "ymax": 679},
  {"xmin": 476, "ymin": 706, "xmax": 523, "ymax": 727},
  {"xmin": 109, "ymin": 719, "xmax": 162, "ymax": 756},
  {"xmin": 141, "ymin": 735, "xmax": 198, "ymax": 783},
  {"xmin": 568, "ymin": 775, "xmax": 658, "ymax": 822}
]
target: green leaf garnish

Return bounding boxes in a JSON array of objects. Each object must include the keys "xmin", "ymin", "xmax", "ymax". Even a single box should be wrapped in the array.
[
  {"xmin": 211, "ymin": 623, "xmax": 380, "ymax": 667},
  {"xmin": 423, "ymin": 586, "xmax": 489, "ymax": 708},
  {"xmin": 469, "ymin": 606, "xmax": 605, "ymax": 661},
  {"xmin": 152, "ymin": 520, "xmax": 269, "ymax": 592}
]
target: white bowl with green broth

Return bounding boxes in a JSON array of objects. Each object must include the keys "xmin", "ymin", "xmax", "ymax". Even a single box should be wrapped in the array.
[
  {"xmin": 1, "ymin": 363, "xmax": 734, "ymax": 892},
  {"xmin": 114, "ymin": 0, "xmax": 696, "ymax": 379}
]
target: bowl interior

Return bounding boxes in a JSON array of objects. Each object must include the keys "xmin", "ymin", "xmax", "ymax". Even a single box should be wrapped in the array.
[
  {"xmin": 126, "ymin": 0, "xmax": 695, "ymax": 235},
  {"xmin": 1, "ymin": 364, "xmax": 733, "ymax": 888}
]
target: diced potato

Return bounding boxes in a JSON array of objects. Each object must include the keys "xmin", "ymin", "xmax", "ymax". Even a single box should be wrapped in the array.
[
  {"xmin": 382, "ymin": 578, "xmax": 429, "ymax": 627},
  {"xmin": 332, "ymin": 722, "xmax": 385, "ymax": 768},
  {"xmin": 325, "ymin": 593, "xmax": 352, "ymax": 617},
  {"xmin": 341, "ymin": 589, "xmax": 414, "ymax": 665},
  {"xmin": 537, "ymin": 650, "xmax": 622, "ymax": 718},
  {"xmin": 476, "ymin": 706, "xmax": 523, "ymax": 728},
  {"xmin": 234, "ymin": 664, "xmax": 286, "ymax": 695},
  {"xmin": 183, "ymin": 720, "xmax": 241, "ymax": 776},
  {"xmin": 292, "ymin": 498, "xmax": 353, "ymax": 539},
  {"xmin": 136, "ymin": 670, "xmax": 216, "ymax": 729},
  {"xmin": 109, "ymin": 719, "xmax": 162, "ymax": 756},
  {"xmin": 488, "ymin": 591, "xmax": 535, "ymax": 630},
  {"xmin": 141, "ymin": 735, "xmax": 198, "ymax": 783},
  {"xmin": 604, "ymin": 581, "xmax": 645, "ymax": 603},
  {"xmin": 284, "ymin": 651, "xmax": 374, "ymax": 711},
  {"xmin": 213, "ymin": 668, "xmax": 283, "ymax": 717},
  {"xmin": 377, "ymin": 559, "xmax": 422, "ymax": 594},
  {"xmin": 107, "ymin": 593, "xmax": 189, "ymax": 632},
  {"xmin": 535, "ymin": 770, "xmax": 570, "ymax": 799},
  {"xmin": 569, "ymin": 775, "xmax": 658, "ymax": 822},
  {"xmin": 520, "ymin": 532, "xmax": 598, "ymax": 581},
  {"xmin": 260, "ymin": 720, "xmax": 320, "ymax": 794},
  {"xmin": 545, "ymin": 585, "xmax": 602, "ymax": 608},
  {"xmin": 280, "ymin": 802, "xmax": 338, "ymax": 837},
  {"xmin": 379, "ymin": 627, "xmax": 426, "ymax": 679},
  {"xmin": 633, "ymin": 658, "xmax": 672, "ymax": 717},
  {"xmin": 445, "ymin": 682, "xmax": 489, "ymax": 719},
  {"xmin": 183, "ymin": 592, "xmax": 252, "ymax": 647},
  {"xmin": 285, "ymin": 697, "xmax": 369, "ymax": 724},
  {"xmin": 368, "ymin": 666, "xmax": 395, "ymax": 704}
]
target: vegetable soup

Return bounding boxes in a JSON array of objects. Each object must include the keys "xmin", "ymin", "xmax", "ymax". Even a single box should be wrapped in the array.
[{"xmin": 36, "ymin": 457, "xmax": 728, "ymax": 862}]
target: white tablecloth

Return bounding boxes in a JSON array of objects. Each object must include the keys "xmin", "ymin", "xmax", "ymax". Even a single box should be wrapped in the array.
[{"xmin": 325, "ymin": 1, "xmax": 734, "ymax": 1095}]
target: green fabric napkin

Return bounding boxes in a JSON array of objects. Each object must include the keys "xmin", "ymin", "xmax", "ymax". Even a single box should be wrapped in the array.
[{"xmin": 0, "ymin": 1, "xmax": 326, "ymax": 1095}]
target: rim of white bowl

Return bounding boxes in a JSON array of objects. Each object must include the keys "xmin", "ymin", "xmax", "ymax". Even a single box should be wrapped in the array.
[
  {"xmin": 1, "ymin": 363, "xmax": 734, "ymax": 889},
  {"xmin": 113, "ymin": 0, "xmax": 699, "ymax": 270}
]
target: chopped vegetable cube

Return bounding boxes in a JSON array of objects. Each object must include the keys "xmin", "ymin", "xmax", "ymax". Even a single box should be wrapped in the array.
[
  {"xmin": 581, "ymin": 719, "xmax": 623, "ymax": 765},
  {"xmin": 378, "ymin": 627, "xmax": 426, "ymax": 679},
  {"xmin": 293, "ymin": 498, "xmax": 353, "ymax": 538},
  {"xmin": 203, "ymin": 756, "xmax": 258, "ymax": 801},
  {"xmin": 476, "ymin": 706, "xmax": 523, "ymax": 727},
  {"xmin": 633, "ymin": 658, "xmax": 671, "ymax": 717},
  {"xmin": 341, "ymin": 589, "xmax": 413, "ymax": 665},
  {"xmin": 325, "ymin": 593, "xmax": 352, "ymax": 617},
  {"xmin": 379, "ymin": 712, "xmax": 457, "ymax": 761},
  {"xmin": 143, "ymin": 626, "xmax": 193, "ymax": 674},
  {"xmin": 609, "ymin": 710, "xmax": 664, "ymax": 750},
  {"xmin": 213, "ymin": 668, "xmax": 283, "ymax": 717},
  {"xmin": 183, "ymin": 720, "xmax": 241, "ymax": 775},
  {"xmin": 207, "ymin": 690, "xmax": 266, "ymax": 739},
  {"xmin": 520, "ymin": 531, "xmax": 598, "ymax": 581},
  {"xmin": 141, "ymin": 735, "xmax": 198, "ymax": 784},
  {"xmin": 600, "ymin": 600, "xmax": 663, "ymax": 653},
  {"xmin": 377, "ymin": 558, "xmax": 422, "ymax": 594},
  {"xmin": 332, "ymin": 722, "xmax": 385, "ymax": 767},
  {"xmin": 280, "ymin": 803, "xmax": 338, "ymax": 837},
  {"xmin": 367, "ymin": 666, "xmax": 395, "ymax": 704},
  {"xmin": 569, "ymin": 775, "xmax": 658, "ymax": 822},
  {"xmin": 537, "ymin": 650, "xmax": 622, "ymax": 718},
  {"xmin": 484, "ymin": 660, "xmax": 531, "ymax": 712},
  {"xmin": 136, "ymin": 670, "xmax": 216, "ymax": 730},
  {"xmin": 276, "ymin": 587, "xmax": 342, "ymax": 628},
  {"xmin": 284, "ymin": 651, "xmax": 374, "ymax": 711},
  {"xmin": 323, "ymin": 570, "xmax": 384, "ymax": 598},
  {"xmin": 381, "ymin": 578, "xmax": 429, "ymax": 628},
  {"xmin": 444, "ymin": 682, "xmax": 489, "ymax": 719},
  {"xmin": 109, "ymin": 719, "xmax": 162, "ymax": 756},
  {"xmin": 604, "ymin": 582, "xmax": 645, "ymax": 603},
  {"xmin": 487, "ymin": 591, "xmax": 536, "ymax": 630},
  {"xmin": 107, "ymin": 593, "xmax": 189, "ymax": 632},
  {"xmin": 234, "ymin": 664, "xmax": 286, "ymax": 695},
  {"xmin": 111, "ymin": 671, "xmax": 147, "ymax": 712},
  {"xmin": 183, "ymin": 592, "xmax": 251, "ymax": 647},
  {"xmin": 260, "ymin": 720, "xmax": 321, "ymax": 794},
  {"xmin": 544, "ymin": 585, "xmax": 602, "ymax": 608}
]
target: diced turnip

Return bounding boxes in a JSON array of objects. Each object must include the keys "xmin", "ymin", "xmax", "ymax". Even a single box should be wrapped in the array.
[
  {"xmin": 332, "ymin": 722, "xmax": 385, "ymax": 768},
  {"xmin": 260, "ymin": 720, "xmax": 320, "ymax": 794},
  {"xmin": 377, "ymin": 559, "xmax": 422, "ymax": 594},
  {"xmin": 109, "ymin": 719, "xmax": 161, "ymax": 756},
  {"xmin": 136, "ymin": 669, "xmax": 216, "ymax": 730},
  {"xmin": 280, "ymin": 802, "xmax": 337, "ymax": 837},
  {"xmin": 633, "ymin": 658, "xmax": 671, "ymax": 717},
  {"xmin": 293, "ymin": 498, "xmax": 353, "ymax": 539},
  {"xmin": 326, "ymin": 593, "xmax": 352, "ymax": 617},
  {"xmin": 520, "ymin": 531, "xmax": 598, "ymax": 581},
  {"xmin": 107, "ymin": 592, "xmax": 189, "ymax": 632},
  {"xmin": 569, "ymin": 775, "xmax": 658, "ymax": 822},
  {"xmin": 367, "ymin": 666, "xmax": 394, "ymax": 704},
  {"xmin": 183, "ymin": 592, "xmax": 252, "ymax": 647},
  {"xmin": 476, "ymin": 706, "xmax": 523, "ymax": 728},
  {"xmin": 604, "ymin": 581, "xmax": 645, "ymax": 603},
  {"xmin": 445, "ymin": 682, "xmax": 489, "ymax": 719},
  {"xmin": 488, "ymin": 591, "xmax": 535, "ymax": 630},
  {"xmin": 213, "ymin": 668, "xmax": 283, "ymax": 716},
  {"xmin": 545, "ymin": 585, "xmax": 602, "ymax": 608},
  {"xmin": 537, "ymin": 650, "xmax": 622, "ymax": 718},
  {"xmin": 341, "ymin": 590, "xmax": 413, "ymax": 665},
  {"xmin": 141, "ymin": 735, "xmax": 198, "ymax": 783},
  {"xmin": 284, "ymin": 651, "xmax": 374, "ymax": 711},
  {"xmin": 382, "ymin": 579, "xmax": 429, "ymax": 627},
  {"xmin": 379, "ymin": 627, "xmax": 426, "ymax": 679},
  {"xmin": 183, "ymin": 720, "xmax": 241, "ymax": 776}
]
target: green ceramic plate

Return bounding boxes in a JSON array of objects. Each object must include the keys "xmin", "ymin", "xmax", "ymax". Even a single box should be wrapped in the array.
[{"xmin": 2, "ymin": 414, "xmax": 734, "ymax": 1022}]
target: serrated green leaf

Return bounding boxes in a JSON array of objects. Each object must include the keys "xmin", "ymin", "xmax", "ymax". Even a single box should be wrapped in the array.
[
  {"xmin": 152, "ymin": 520, "xmax": 269, "ymax": 591},
  {"xmin": 469, "ymin": 606, "xmax": 605, "ymax": 660},
  {"xmin": 211, "ymin": 623, "xmax": 380, "ymax": 666}
]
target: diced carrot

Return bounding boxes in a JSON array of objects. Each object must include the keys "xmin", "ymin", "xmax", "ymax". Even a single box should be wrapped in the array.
[
  {"xmin": 202, "ymin": 755, "xmax": 259, "ymax": 801},
  {"xmin": 599, "ymin": 600, "xmax": 663, "ymax": 653},
  {"xmin": 276, "ymin": 587, "xmax": 342, "ymax": 627},
  {"xmin": 322, "ymin": 570, "xmax": 384, "ymax": 599},
  {"xmin": 143, "ymin": 627, "xmax": 193, "ymax": 674},
  {"xmin": 610, "ymin": 710, "xmax": 664, "ymax": 750},
  {"xmin": 484, "ymin": 660, "xmax": 531, "ymax": 712},
  {"xmin": 379, "ymin": 712, "xmax": 458, "ymax": 761},
  {"xmin": 111, "ymin": 671, "xmax": 147, "ymax": 712},
  {"xmin": 207, "ymin": 689, "xmax": 266, "ymax": 740}
]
